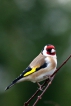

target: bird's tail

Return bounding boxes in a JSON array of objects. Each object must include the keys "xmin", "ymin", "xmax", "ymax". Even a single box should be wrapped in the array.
[{"xmin": 5, "ymin": 75, "xmax": 23, "ymax": 91}]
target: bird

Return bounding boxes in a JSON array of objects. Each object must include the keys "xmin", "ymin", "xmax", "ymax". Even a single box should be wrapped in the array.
[{"xmin": 5, "ymin": 44, "xmax": 57, "ymax": 91}]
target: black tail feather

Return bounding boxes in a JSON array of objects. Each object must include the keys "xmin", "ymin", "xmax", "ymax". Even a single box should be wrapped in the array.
[
  {"xmin": 5, "ymin": 83, "xmax": 15, "ymax": 91},
  {"xmin": 5, "ymin": 75, "xmax": 23, "ymax": 91},
  {"xmin": 5, "ymin": 67, "xmax": 31, "ymax": 91}
]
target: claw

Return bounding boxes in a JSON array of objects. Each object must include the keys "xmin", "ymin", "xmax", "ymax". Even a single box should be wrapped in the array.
[
  {"xmin": 38, "ymin": 86, "xmax": 43, "ymax": 91},
  {"xmin": 37, "ymin": 82, "xmax": 45, "ymax": 91}
]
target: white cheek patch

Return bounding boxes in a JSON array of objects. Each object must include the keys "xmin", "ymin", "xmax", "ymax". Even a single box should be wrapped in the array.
[{"xmin": 51, "ymin": 49, "xmax": 55, "ymax": 53}]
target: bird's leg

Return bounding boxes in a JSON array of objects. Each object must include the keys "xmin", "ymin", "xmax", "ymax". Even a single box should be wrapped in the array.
[
  {"xmin": 37, "ymin": 82, "xmax": 43, "ymax": 91},
  {"xmin": 37, "ymin": 75, "xmax": 55, "ymax": 91}
]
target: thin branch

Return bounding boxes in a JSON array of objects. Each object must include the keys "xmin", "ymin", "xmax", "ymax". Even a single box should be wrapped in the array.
[
  {"xmin": 24, "ymin": 54, "xmax": 71, "ymax": 106},
  {"xmin": 24, "ymin": 80, "xmax": 48, "ymax": 106},
  {"xmin": 51, "ymin": 54, "xmax": 71, "ymax": 77},
  {"xmin": 33, "ymin": 77, "xmax": 54, "ymax": 106}
]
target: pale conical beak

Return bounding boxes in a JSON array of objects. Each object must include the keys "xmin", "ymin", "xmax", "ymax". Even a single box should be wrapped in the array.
[{"xmin": 51, "ymin": 49, "xmax": 56, "ymax": 53}]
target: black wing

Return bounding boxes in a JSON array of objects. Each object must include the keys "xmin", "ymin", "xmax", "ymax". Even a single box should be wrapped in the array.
[{"xmin": 5, "ymin": 63, "xmax": 47, "ymax": 90}]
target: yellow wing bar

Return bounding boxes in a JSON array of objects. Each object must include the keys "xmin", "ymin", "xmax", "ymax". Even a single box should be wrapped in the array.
[{"xmin": 24, "ymin": 65, "xmax": 40, "ymax": 77}]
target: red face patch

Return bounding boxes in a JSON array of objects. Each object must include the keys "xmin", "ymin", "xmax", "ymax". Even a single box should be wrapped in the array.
[{"xmin": 46, "ymin": 45, "xmax": 55, "ymax": 49}]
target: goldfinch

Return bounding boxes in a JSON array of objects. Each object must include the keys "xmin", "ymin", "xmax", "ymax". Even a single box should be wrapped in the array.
[{"xmin": 5, "ymin": 44, "xmax": 57, "ymax": 90}]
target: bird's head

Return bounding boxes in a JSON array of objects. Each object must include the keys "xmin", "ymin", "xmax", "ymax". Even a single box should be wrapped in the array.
[{"xmin": 42, "ymin": 44, "xmax": 56, "ymax": 57}]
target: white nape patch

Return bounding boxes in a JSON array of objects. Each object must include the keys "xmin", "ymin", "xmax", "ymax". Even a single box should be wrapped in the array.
[
  {"xmin": 43, "ymin": 49, "xmax": 48, "ymax": 56},
  {"xmin": 43, "ymin": 45, "xmax": 48, "ymax": 56},
  {"xmin": 44, "ymin": 45, "xmax": 47, "ymax": 50}
]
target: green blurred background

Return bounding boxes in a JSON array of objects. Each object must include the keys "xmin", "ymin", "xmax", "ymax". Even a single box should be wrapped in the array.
[{"xmin": 0, "ymin": 0, "xmax": 71, "ymax": 106}]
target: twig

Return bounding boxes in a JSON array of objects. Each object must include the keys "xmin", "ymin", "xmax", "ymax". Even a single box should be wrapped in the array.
[
  {"xmin": 24, "ymin": 80, "xmax": 48, "ymax": 106},
  {"xmin": 33, "ymin": 77, "xmax": 54, "ymax": 106},
  {"xmin": 24, "ymin": 54, "xmax": 71, "ymax": 106},
  {"xmin": 51, "ymin": 54, "xmax": 71, "ymax": 77}
]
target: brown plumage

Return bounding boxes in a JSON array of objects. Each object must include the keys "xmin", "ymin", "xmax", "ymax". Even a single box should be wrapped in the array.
[{"xmin": 30, "ymin": 53, "xmax": 45, "ymax": 68}]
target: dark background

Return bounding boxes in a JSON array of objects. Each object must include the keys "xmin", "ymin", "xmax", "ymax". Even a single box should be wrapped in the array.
[{"xmin": 0, "ymin": 0, "xmax": 71, "ymax": 106}]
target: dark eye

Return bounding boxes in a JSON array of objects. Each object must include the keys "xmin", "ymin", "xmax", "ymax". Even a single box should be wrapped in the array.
[{"xmin": 47, "ymin": 49, "xmax": 51, "ymax": 52}]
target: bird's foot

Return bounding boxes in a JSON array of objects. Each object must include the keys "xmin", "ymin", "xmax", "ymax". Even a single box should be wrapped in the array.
[{"xmin": 37, "ymin": 82, "xmax": 45, "ymax": 91}]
